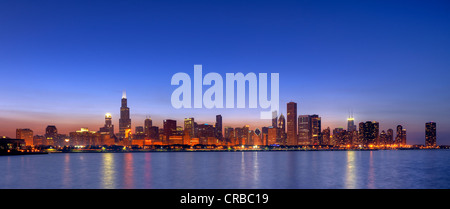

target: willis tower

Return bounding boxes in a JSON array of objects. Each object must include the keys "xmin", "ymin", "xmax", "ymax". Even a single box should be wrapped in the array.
[{"xmin": 119, "ymin": 90, "xmax": 131, "ymax": 139}]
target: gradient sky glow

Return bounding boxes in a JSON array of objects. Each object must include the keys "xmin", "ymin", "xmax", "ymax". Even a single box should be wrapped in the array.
[{"xmin": 1, "ymin": 0, "xmax": 450, "ymax": 144}]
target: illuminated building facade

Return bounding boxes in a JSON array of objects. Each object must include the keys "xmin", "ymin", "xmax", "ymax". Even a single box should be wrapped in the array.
[
  {"xmin": 387, "ymin": 129, "xmax": 394, "ymax": 145},
  {"xmin": 144, "ymin": 117, "xmax": 152, "ymax": 137},
  {"xmin": 322, "ymin": 127, "xmax": 330, "ymax": 146},
  {"xmin": 119, "ymin": 91, "xmax": 131, "ymax": 139},
  {"xmin": 33, "ymin": 135, "xmax": 45, "ymax": 146},
  {"xmin": 396, "ymin": 125, "xmax": 407, "ymax": 146},
  {"xmin": 242, "ymin": 125, "xmax": 250, "ymax": 145},
  {"xmin": 99, "ymin": 113, "xmax": 114, "ymax": 137},
  {"xmin": 197, "ymin": 123, "xmax": 215, "ymax": 144},
  {"xmin": 0, "ymin": 138, "xmax": 25, "ymax": 152},
  {"xmin": 134, "ymin": 126, "xmax": 145, "ymax": 139},
  {"xmin": 311, "ymin": 114, "xmax": 321, "ymax": 145},
  {"xmin": 45, "ymin": 125, "xmax": 58, "ymax": 146},
  {"xmin": 286, "ymin": 102, "xmax": 297, "ymax": 146},
  {"xmin": 184, "ymin": 118, "xmax": 195, "ymax": 138},
  {"xmin": 298, "ymin": 115, "xmax": 311, "ymax": 145},
  {"xmin": 347, "ymin": 117, "xmax": 356, "ymax": 132},
  {"xmin": 224, "ymin": 127, "xmax": 234, "ymax": 145},
  {"xmin": 215, "ymin": 115, "xmax": 223, "ymax": 141},
  {"xmin": 379, "ymin": 130, "xmax": 387, "ymax": 145},
  {"xmin": 16, "ymin": 128, "xmax": 33, "ymax": 146},
  {"xmin": 333, "ymin": 128, "xmax": 346, "ymax": 146},
  {"xmin": 234, "ymin": 127, "xmax": 243, "ymax": 145},
  {"xmin": 425, "ymin": 122, "xmax": 436, "ymax": 147},
  {"xmin": 148, "ymin": 126, "xmax": 159, "ymax": 140},
  {"xmin": 268, "ymin": 126, "xmax": 279, "ymax": 145},
  {"xmin": 163, "ymin": 119, "xmax": 177, "ymax": 144},
  {"xmin": 402, "ymin": 129, "xmax": 407, "ymax": 145},
  {"xmin": 278, "ymin": 113, "xmax": 286, "ymax": 145},
  {"xmin": 69, "ymin": 128, "xmax": 101, "ymax": 146},
  {"xmin": 135, "ymin": 126, "xmax": 144, "ymax": 134},
  {"xmin": 373, "ymin": 121, "xmax": 380, "ymax": 145},
  {"xmin": 248, "ymin": 130, "xmax": 255, "ymax": 145},
  {"xmin": 261, "ymin": 127, "xmax": 269, "ymax": 145},
  {"xmin": 359, "ymin": 121, "xmax": 379, "ymax": 146}
]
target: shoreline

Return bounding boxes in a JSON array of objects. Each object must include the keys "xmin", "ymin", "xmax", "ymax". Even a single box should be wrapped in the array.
[
  {"xmin": 52, "ymin": 147, "xmax": 444, "ymax": 154},
  {"xmin": 1, "ymin": 147, "xmax": 445, "ymax": 155},
  {"xmin": 0, "ymin": 152, "xmax": 48, "ymax": 156}
]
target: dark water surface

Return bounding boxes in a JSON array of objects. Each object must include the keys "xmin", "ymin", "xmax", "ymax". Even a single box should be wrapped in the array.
[{"xmin": 1, "ymin": 150, "xmax": 449, "ymax": 189}]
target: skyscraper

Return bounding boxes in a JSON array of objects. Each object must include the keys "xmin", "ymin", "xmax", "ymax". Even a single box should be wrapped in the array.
[
  {"xmin": 105, "ymin": 113, "xmax": 112, "ymax": 129},
  {"xmin": 322, "ymin": 127, "xmax": 331, "ymax": 146},
  {"xmin": 278, "ymin": 113, "xmax": 286, "ymax": 145},
  {"xmin": 286, "ymin": 102, "xmax": 298, "ymax": 146},
  {"xmin": 425, "ymin": 122, "xmax": 436, "ymax": 147},
  {"xmin": 333, "ymin": 127, "xmax": 346, "ymax": 146},
  {"xmin": 359, "ymin": 121, "xmax": 379, "ymax": 146},
  {"xmin": 387, "ymin": 129, "xmax": 394, "ymax": 145},
  {"xmin": 311, "ymin": 114, "xmax": 321, "ymax": 145},
  {"xmin": 298, "ymin": 115, "xmax": 312, "ymax": 145},
  {"xmin": 144, "ymin": 117, "xmax": 152, "ymax": 138},
  {"xmin": 395, "ymin": 125, "xmax": 402, "ymax": 145},
  {"xmin": 45, "ymin": 125, "xmax": 57, "ymax": 146},
  {"xmin": 163, "ymin": 119, "xmax": 177, "ymax": 144},
  {"xmin": 261, "ymin": 127, "xmax": 269, "ymax": 146},
  {"xmin": 16, "ymin": 128, "xmax": 33, "ymax": 146},
  {"xmin": 272, "ymin": 110, "xmax": 278, "ymax": 128},
  {"xmin": 234, "ymin": 127, "xmax": 243, "ymax": 145},
  {"xmin": 373, "ymin": 121, "xmax": 380, "ymax": 145},
  {"xmin": 184, "ymin": 118, "xmax": 195, "ymax": 138},
  {"xmin": 197, "ymin": 123, "xmax": 215, "ymax": 144},
  {"xmin": 396, "ymin": 125, "xmax": 406, "ymax": 146},
  {"xmin": 242, "ymin": 125, "xmax": 250, "ymax": 145},
  {"xmin": 119, "ymin": 91, "xmax": 131, "ymax": 139},
  {"xmin": 99, "ymin": 113, "xmax": 114, "ymax": 137},
  {"xmin": 347, "ymin": 117, "xmax": 356, "ymax": 132},
  {"xmin": 224, "ymin": 127, "xmax": 234, "ymax": 144},
  {"xmin": 402, "ymin": 128, "xmax": 407, "ymax": 146},
  {"xmin": 254, "ymin": 128, "xmax": 262, "ymax": 145},
  {"xmin": 215, "ymin": 115, "xmax": 223, "ymax": 141},
  {"xmin": 268, "ymin": 127, "xmax": 279, "ymax": 145},
  {"xmin": 379, "ymin": 130, "xmax": 387, "ymax": 145}
]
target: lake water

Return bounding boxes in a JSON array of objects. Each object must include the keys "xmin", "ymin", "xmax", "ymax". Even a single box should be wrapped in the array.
[{"xmin": 1, "ymin": 150, "xmax": 449, "ymax": 189}]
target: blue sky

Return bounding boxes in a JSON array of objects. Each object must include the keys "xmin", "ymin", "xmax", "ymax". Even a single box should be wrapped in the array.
[{"xmin": 0, "ymin": 0, "xmax": 449, "ymax": 144}]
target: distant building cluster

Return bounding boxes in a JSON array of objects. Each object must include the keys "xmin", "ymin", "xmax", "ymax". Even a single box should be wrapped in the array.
[
  {"xmin": 268, "ymin": 104, "xmax": 419, "ymax": 148},
  {"xmin": 4, "ymin": 92, "xmax": 439, "ymax": 151}
]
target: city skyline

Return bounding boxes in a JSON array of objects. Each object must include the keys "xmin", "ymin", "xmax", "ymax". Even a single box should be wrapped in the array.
[
  {"xmin": 1, "ymin": 0, "xmax": 449, "ymax": 144},
  {"xmin": 4, "ymin": 91, "xmax": 441, "ymax": 147}
]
